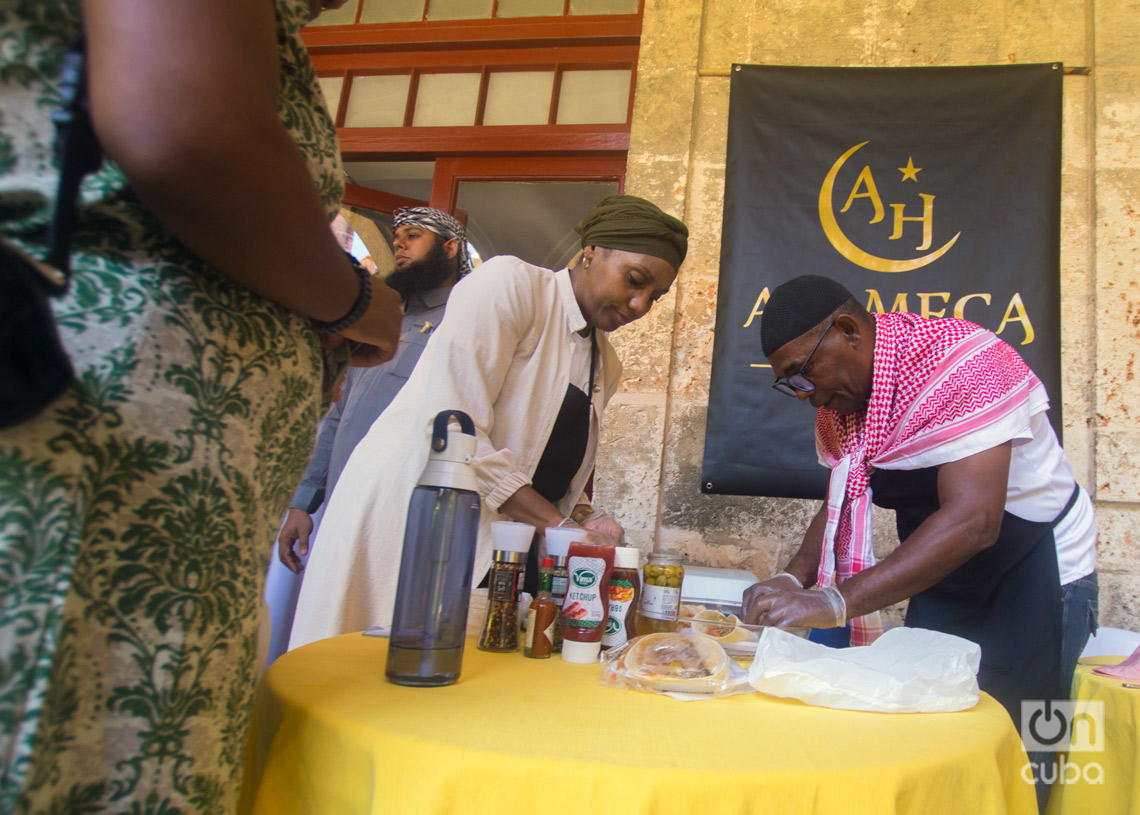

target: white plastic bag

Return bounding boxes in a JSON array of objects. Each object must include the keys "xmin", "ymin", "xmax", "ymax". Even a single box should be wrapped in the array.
[{"xmin": 748, "ymin": 626, "xmax": 981, "ymax": 713}]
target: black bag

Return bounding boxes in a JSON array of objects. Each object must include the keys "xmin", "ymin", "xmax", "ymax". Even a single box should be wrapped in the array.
[
  {"xmin": 0, "ymin": 36, "xmax": 101, "ymax": 429},
  {"xmin": 0, "ymin": 239, "xmax": 75, "ymax": 428}
]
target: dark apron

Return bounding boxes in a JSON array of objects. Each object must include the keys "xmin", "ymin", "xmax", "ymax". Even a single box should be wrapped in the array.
[
  {"xmin": 478, "ymin": 331, "xmax": 595, "ymax": 595},
  {"xmin": 869, "ymin": 467, "xmax": 1076, "ymax": 731},
  {"xmin": 522, "ymin": 331, "xmax": 597, "ymax": 594}
]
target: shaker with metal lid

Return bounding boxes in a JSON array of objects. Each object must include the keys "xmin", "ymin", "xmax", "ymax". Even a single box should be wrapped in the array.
[{"xmin": 477, "ymin": 521, "xmax": 535, "ymax": 652}]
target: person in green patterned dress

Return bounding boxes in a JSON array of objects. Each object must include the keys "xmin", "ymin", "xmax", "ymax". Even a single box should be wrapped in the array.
[{"xmin": 0, "ymin": 0, "xmax": 402, "ymax": 812}]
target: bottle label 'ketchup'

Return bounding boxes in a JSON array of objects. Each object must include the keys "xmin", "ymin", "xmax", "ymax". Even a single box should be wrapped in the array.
[{"xmin": 561, "ymin": 556, "xmax": 607, "ymax": 629}]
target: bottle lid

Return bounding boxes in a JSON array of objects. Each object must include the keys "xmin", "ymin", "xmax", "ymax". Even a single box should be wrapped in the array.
[
  {"xmin": 560, "ymin": 638, "xmax": 602, "ymax": 664},
  {"xmin": 647, "ymin": 552, "xmax": 684, "ymax": 566},
  {"xmin": 540, "ymin": 557, "xmax": 554, "ymax": 569},
  {"xmin": 545, "ymin": 525, "xmax": 586, "ymax": 557},
  {"xmin": 614, "ymin": 546, "xmax": 640, "ymax": 569},
  {"xmin": 491, "ymin": 521, "xmax": 535, "ymax": 554}
]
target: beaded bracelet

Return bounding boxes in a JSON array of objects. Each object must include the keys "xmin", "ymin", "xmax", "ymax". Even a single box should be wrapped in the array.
[{"xmin": 312, "ymin": 252, "xmax": 372, "ymax": 334}]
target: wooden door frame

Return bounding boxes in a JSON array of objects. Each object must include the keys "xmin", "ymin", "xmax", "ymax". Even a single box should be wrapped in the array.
[{"xmin": 428, "ymin": 155, "xmax": 626, "ymax": 212}]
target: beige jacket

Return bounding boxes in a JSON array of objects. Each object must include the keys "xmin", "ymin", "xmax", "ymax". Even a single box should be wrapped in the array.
[{"xmin": 289, "ymin": 257, "xmax": 622, "ymax": 647}]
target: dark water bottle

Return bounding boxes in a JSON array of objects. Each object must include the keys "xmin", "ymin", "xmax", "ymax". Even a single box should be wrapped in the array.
[{"xmin": 386, "ymin": 410, "xmax": 481, "ymax": 687}]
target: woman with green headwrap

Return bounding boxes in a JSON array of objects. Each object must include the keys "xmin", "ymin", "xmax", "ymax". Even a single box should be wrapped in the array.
[{"xmin": 289, "ymin": 194, "xmax": 688, "ymax": 648}]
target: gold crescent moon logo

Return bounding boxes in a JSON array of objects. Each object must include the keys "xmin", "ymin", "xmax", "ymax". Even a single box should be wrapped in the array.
[{"xmin": 819, "ymin": 142, "xmax": 960, "ymax": 273}]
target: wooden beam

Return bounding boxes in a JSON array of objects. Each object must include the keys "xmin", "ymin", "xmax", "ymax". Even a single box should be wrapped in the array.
[
  {"xmin": 303, "ymin": 16, "xmax": 641, "ymax": 53},
  {"xmin": 337, "ymin": 125, "xmax": 630, "ymax": 160},
  {"xmin": 342, "ymin": 183, "xmax": 428, "ymax": 214},
  {"xmin": 309, "ymin": 45, "xmax": 637, "ymax": 72}
]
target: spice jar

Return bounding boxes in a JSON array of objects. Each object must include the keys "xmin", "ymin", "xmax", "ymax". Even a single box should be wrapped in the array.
[
  {"xmin": 477, "ymin": 521, "xmax": 534, "ymax": 652},
  {"xmin": 545, "ymin": 526, "xmax": 585, "ymax": 653},
  {"xmin": 549, "ymin": 555, "xmax": 569, "ymax": 653},
  {"xmin": 635, "ymin": 553, "xmax": 684, "ymax": 636}
]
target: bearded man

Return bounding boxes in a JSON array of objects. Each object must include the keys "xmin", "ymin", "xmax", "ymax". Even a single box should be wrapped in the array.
[
  {"xmin": 265, "ymin": 207, "xmax": 469, "ymax": 659},
  {"xmin": 743, "ymin": 276, "xmax": 1097, "ymax": 770}
]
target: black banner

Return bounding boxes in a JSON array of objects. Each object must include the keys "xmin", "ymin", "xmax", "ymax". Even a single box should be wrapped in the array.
[{"xmin": 702, "ymin": 64, "xmax": 1062, "ymax": 498}]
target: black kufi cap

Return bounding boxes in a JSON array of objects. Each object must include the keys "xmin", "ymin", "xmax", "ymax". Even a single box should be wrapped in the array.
[{"xmin": 760, "ymin": 275, "xmax": 854, "ymax": 357}]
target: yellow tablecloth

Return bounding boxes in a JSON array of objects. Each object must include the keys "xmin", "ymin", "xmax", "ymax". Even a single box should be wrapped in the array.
[
  {"xmin": 1046, "ymin": 656, "xmax": 1140, "ymax": 815},
  {"xmin": 239, "ymin": 633, "xmax": 1036, "ymax": 815}
]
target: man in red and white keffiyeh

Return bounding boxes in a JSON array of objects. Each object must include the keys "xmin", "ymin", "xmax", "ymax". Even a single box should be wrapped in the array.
[
  {"xmin": 815, "ymin": 306, "xmax": 1051, "ymax": 644},
  {"xmin": 743, "ymin": 276, "xmax": 1097, "ymax": 730}
]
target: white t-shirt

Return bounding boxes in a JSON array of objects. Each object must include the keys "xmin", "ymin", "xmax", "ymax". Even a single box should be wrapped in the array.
[{"xmin": 1005, "ymin": 412, "xmax": 1096, "ymax": 585}]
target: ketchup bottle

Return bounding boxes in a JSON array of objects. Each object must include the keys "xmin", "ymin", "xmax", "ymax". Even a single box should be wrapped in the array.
[{"xmin": 559, "ymin": 540, "xmax": 615, "ymax": 664}]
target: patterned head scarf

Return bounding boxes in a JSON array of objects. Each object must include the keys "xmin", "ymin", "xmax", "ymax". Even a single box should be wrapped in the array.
[
  {"xmin": 813, "ymin": 312, "xmax": 1049, "ymax": 646},
  {"xmin": 393, "ymin": 206, "xmax": 472, "ymax": 276},
  {"xmin": 574, "ymin": 194, "xmax": 688, "ymax": 270}
]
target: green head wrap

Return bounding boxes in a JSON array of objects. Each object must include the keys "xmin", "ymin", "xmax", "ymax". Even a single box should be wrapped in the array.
[{"xmin": 574, "ymin": 194, "xmax": 688, "ymax": 270}]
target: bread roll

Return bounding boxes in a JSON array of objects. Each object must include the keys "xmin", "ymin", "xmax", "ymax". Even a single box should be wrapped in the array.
[
  {"xmin": 690, "ymin": 609, "xmax": 759, "ymax": 644},
  {"xmin": 623, "ymin": 633, "xmax": 729, "ymax": 693},
  {"xmin": 691, "ymin": 609, "xmax": 735, "ymax": 638},
  {"xmin": 725, "ymin": 614, "xmax": 759, "ymax": 642}
]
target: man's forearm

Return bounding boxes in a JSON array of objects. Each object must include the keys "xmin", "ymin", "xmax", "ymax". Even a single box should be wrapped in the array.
[{"xmin": 837, "ymin": 444, "xmax": 1011, "ymax": 619}]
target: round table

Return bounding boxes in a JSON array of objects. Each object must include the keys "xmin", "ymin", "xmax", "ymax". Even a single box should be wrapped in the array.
[
  {"xmin": 239, "ymin": 633, "xmax": 1036, "ymax": 815},
  {"xmin": 1045, "ymin": 656, "xmax": 1140, "ymax": 815}
]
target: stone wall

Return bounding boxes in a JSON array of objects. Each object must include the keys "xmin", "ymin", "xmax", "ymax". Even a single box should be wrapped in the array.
[{"xmin": 596, "ymin": 0, "xmax": 1139, "ymax": 632}]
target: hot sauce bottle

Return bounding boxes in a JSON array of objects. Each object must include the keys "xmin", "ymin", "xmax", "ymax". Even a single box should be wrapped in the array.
[{"xmin": 524, "ymin": 557, "xmax": 558, "ymax": 659}]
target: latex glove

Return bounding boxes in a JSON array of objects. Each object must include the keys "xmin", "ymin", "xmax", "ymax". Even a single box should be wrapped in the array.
[
  {"xmin": 551, "ymin": 518, "xmax": 619, "ymax": 549},
  {"xmin": 741, "ymin": 572, "xmax": 803, "ymax": 624},
  {"xmin": 277, "ymin": 507, "xmax": 314, "ymax": 574},
  {"xmin": 748, "ymin": 586, "xmax": 846, "ymax": 631},
  {"xmin": 581, "ymin": 510, "xmax": 625, "ymax": 544},
  {"xmin": 577, "ymin": 524, "xmax": 620, "ymax": 549}
]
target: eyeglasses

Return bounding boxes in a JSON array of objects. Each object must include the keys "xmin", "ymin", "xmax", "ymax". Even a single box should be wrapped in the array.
[{"xmin": 771, "ymin": 322, "xmax": 833, "ymax": 397}]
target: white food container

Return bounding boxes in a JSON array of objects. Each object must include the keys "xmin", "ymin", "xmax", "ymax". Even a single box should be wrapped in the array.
[{"xmin": 680, "ymin": 565, "xmax": 760, "ymax": 611}]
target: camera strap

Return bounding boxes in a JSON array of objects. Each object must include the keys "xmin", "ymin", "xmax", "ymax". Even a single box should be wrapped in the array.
[{"xmin": 43, "ymin": 33, "xmax": 103, "ymax": 292}]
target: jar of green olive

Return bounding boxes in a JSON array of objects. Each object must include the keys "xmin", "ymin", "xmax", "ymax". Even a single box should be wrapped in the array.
[{"xmin": 634, "ymin": 553, "xmax": 685, "ymax": 636}]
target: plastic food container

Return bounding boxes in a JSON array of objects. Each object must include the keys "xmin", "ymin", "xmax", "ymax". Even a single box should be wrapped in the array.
[
  {"xmin": 680, "ymin": 565, "xmax": 760, "ymax": 608},
  {"xmin": 677, "ymin": 566, "xmax": 805, "ymax": 657}
]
